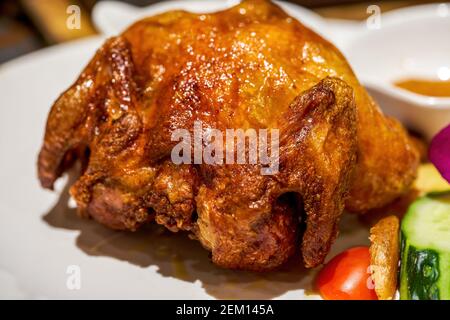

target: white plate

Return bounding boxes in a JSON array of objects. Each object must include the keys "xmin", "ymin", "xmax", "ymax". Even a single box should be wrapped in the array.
[{"xmin": 0, "ymin": 3, "xmax": 376, "ymax": 300}]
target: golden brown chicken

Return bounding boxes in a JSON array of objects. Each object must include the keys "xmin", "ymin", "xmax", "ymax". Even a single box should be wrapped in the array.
[{"xmin": 38, "ymin": 0, "xmax": 419, "ymax": 270}]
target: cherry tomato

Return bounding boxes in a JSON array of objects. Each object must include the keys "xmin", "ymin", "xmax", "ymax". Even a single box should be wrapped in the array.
[{"xmin": 316, "ymin": 246, "xmax": 378, "ymax": 300}]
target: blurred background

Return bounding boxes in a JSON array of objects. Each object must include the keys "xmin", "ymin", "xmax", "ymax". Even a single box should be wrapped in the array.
[{"xmin": 0, "ymin": 0, "xmax": 445, "ymax": 64}]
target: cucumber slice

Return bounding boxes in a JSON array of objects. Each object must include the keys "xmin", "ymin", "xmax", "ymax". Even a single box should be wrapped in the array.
[{"xmin": 400, "ymin": 192, "xmax": 450, "ymax": 300}]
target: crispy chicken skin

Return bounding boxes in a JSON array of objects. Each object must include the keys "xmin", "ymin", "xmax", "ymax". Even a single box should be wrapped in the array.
[{"xmin": 38, "ymin": 0, "xmax": 419, "ymax": 270}]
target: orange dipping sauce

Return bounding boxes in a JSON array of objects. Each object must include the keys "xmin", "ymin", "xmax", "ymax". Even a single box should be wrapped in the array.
[{"xmin": 394, "ymin": 79, "xmax": 450, "ymax": 98}]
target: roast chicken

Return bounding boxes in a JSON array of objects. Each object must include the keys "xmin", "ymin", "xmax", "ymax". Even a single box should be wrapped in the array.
[{"xmin": 38, "ymin": 0, "xmax": 419, "ymax": 270}]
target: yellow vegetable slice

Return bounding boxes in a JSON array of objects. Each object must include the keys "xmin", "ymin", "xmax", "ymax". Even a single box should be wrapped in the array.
[
  {"xmin": 414, "ymin": 163, "xmax": 450, "ymax": 195},
  {"xmin": 369, "ymin": 215, "xmax": 400, "ymax": 300}
]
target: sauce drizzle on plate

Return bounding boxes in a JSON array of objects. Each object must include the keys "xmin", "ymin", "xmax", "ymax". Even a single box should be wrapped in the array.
[{"xmin": 394, "ymin": 79, "xmax": 450, "ymax": 97}]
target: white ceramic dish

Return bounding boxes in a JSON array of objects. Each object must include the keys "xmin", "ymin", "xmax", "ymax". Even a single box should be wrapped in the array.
[{"xmin": 339, "ymin": 3, "xmax": 450, "ymax": 139}]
